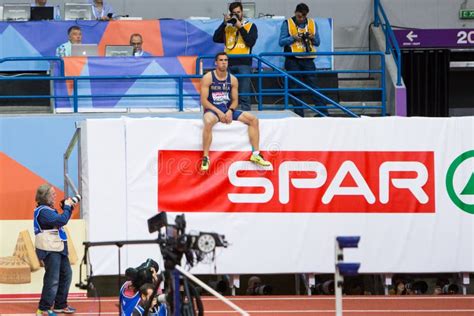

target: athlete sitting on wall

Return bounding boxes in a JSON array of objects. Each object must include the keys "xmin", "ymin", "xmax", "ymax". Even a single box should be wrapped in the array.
[{"xmin": 200, "ymin": 51, "xmax": 271, "ymax": 171}]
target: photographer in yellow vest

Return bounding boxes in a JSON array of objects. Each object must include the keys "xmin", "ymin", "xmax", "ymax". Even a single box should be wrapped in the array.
[
  {"xmin": 213, "ymin": 1, "xmax": 258, "ymax": 111},
  {"xmin": 279, "ymin": 3, "xmax": 327, "ymax": 117}
]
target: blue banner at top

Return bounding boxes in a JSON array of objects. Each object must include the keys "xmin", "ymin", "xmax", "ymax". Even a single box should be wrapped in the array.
[{"xmin": 0, "ymin": 18, "xmax": 333, "ymax": 71}]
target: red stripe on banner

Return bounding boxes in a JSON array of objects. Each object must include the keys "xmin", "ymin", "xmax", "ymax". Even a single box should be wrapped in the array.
[{"xmin": 158, "ymin": 150, "xmax": 435, "ymax": 213}]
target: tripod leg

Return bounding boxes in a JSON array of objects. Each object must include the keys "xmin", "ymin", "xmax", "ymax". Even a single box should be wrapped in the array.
[{"xmin": 182, "ymin": 277, "xmax": 195, "ymax": 316}]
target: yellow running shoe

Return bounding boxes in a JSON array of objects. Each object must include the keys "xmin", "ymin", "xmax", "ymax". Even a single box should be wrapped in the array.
[
  {"xmin": 36, "ymin": 310, "xmax": 57, "ymax": 316},
  {"xmin": 200, "ymin": 156, "xmax": 210, "ymax": 171},
  {"xmin": 250, "ymin": 153, "xmax": 271, "ymax": 167}
]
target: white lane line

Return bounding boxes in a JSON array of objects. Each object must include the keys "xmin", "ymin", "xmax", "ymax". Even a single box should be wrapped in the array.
[
  {"xmin": 1, "ymin": 296, "xmax": 474, "ymax": 304},
  {"xmin": 2, "ymin": 310, "xmax": 474, "ymax": 316}
]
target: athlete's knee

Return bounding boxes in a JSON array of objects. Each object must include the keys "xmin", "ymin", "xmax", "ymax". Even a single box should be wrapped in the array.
[
  {"xmin": 203, "ymin": 121, "xmax": 214, "ymax": 131},
  {"xmin": 203, "ymin": 116, "xmax": 217, "ymax": 129},
  {"xmin": 250, "ymin": 115, "xmax": 258, "ymax": 126}
]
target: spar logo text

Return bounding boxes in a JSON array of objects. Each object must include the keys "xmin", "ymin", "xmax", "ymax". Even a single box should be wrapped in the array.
[
  {"xmin": 157, "ymin": 151, "xmax": 435, "ymax": 213},
  {"xmin": 228, "ymin": 160, "xmax": 430, "ymax": 204}
]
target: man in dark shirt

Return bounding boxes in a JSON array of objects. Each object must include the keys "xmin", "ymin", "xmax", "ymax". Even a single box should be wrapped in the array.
[{"xmin": 213, "ymin": 1, "xmax": 257, "ymax": 111}]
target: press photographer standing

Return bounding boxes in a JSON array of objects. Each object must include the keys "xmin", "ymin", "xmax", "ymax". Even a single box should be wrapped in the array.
[
  {"xmin": 213, "ymin": 1, "xmax": 257, "ymax": 111},
  {"xmin": 279, "ymin": 3, "xmax": 326, "ymax": 117},
  {"xmin": 34, "ymin": 184, "xmax": 76, "ymax": 315}
]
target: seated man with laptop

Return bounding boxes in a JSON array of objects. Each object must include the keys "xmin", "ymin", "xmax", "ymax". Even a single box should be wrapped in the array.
[
  {"xmin": 56, "ymin": 26, "xmax": 86, "ymax": 57},
  {"xmin": 103, "ymin": 33, "xmax": 152, "ymax": 57},
  {"xmin": 129, "ymin": 33, "xmax": 152, "ymax": 57}
]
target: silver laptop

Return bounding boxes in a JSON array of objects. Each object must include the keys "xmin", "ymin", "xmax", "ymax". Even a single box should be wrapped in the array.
[
  {"xmin": 71, "ymin": 44, "xmax": 98, "ymax": 57},
  {"xmin": 105, "ymin": 45, "xmax": 134, "ymax": 57},
  {"xmin": 3, "ymin": 3, "xmax": 31, "ymax": 21},
  {"xmin": 64, "ymin": 3, "xmax": 92, "ymax": 20}
]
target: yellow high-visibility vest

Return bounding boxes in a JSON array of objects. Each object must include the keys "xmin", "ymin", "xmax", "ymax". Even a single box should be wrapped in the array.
[
  {"xmin": 288, "ymin": 17, "xmax": 316, "ymax": 58},
  {"xmin": 225, "ymin": 22, "xmax": 253, "ymax": 54}
]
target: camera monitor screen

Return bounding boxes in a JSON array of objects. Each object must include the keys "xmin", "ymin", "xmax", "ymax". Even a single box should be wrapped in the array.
[
  {"xmin": 71, "ymin": 44, "xmax": 99, "ymax": 57},
  {"xmin": 64, "ymin": 3, "xmax": 92, "ymax": 20},
  {"xmin": 105, "ymin": 45, "xmax": 134, "ymax": 57},
  {"xmin": 30, "ymin": 6, "xmax": 54, "ymax": 21},
  {"xmin": 3, "ymin": 3, "xmax": 31, "ymax": 21}
]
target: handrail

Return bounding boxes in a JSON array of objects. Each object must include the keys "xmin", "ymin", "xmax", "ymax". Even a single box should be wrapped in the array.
[
  {"xmin": 0, "ymin": 56, "xmax": 65, "ymax": 76},
  {"xmin": 0, "ymin": 74, "xmax": 203, "ymax": 112},
  {"xmin": 196, "ymin": 54, "xmax": 359, "ymax": 117},
  {"xmin": 0, "ymin": 52, "xmax": 385, "ymax": 116},
  {"xmin": 374, "ymin": 0, "xmax": 402, "ymax": 86},
  {"xmin": 0, "ymin": 72, "xmax": 285, "ymax": 112},
  {"xmin": 259, "ymin": 51, "xmax": 386, "ymax": 116}
]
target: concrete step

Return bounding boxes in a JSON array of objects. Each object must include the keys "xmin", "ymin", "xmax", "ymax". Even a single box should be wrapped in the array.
[
  {"xmin": 338, "ymin": 78, "xmax": 380, "ymax": 88},
  {"xmin": 260, "ymin": 101, "xmax": 384, "ymax": 117},
  {"xmin": 337, "ymin": 78, "xmax": 381, "ymax": 102},
  {"xmin": 299, "ymin": 101, "xmax": 383, "ymax": 117},
  {"xmin": 0, "ymin": 105, "xmax": 52, "ymax": 114}
]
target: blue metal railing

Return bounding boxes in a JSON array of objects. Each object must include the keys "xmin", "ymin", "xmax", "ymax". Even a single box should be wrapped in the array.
[
  {"xmin": 0, "ymin": 52, "xmax": 386, "ymax": 116},
  {"xmin": 258, "ymin": 51, "xmax": 386, "ymax": 116},
  {"xmin": 0, "ymin": 73, "xmax": 202, "ymax": 112},
  {"xmin": 374, "ymin": 0, "xmax": 402, "ymax": 86},
  {"xmin": 197, "ymin": 54, "xmax": 362, "ymax": 117}
]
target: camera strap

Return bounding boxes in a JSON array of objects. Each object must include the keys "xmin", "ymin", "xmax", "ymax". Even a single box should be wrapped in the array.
[{"xmin": 225, "ymin": 27, "xmax": 240, "ymax": 51}]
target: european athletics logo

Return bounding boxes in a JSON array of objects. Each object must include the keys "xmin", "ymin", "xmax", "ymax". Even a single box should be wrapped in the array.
[{"xmin": 446, "ymin": 150, "xmax": 474, "ymax": 214}]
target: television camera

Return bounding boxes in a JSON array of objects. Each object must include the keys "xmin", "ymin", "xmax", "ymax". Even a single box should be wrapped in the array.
[
  {"xmin": 147, "ymin": 212, "xmax": 228, "ymax": 269},
  {"xmin": 147, "ymin": 212, "xmax": 228, "ymax": 316},
  {"xmin": 76, "ymin": 212, "xmax": 228, "ymax": 316}
]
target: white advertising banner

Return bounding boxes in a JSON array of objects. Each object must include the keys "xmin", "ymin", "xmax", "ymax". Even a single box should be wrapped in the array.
[{"xmin": 81, "ymin": 117, "xmax": 474, "ymax": 275}]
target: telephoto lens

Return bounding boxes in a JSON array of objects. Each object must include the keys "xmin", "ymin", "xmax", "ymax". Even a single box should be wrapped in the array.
[
  {"xmin": 228, "ymin": 14, "xmax": 238, "ymax": 25},
  {"xmin": 60, "ymin": 194, "xmax": 81, "ymax": 209},
  {"xmin": 70, "ymin": 194, "xmax": 82, "ymax": 203}
]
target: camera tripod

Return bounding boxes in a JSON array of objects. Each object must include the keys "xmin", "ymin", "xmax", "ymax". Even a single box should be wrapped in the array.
[
  {"xmin": 77, "ymin": 238, "xmax": 205, "ymax": 316},
  {"xmin": 162, "ymin": 268, "xmax": 203, "ymax": 316},
  {"xmin": 78, "ymin": 211, "xmax": 246, "ymax": 316}
]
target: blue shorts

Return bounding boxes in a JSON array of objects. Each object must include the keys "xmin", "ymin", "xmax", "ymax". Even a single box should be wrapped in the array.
[{"xmin": 205, "ymin": 104, "xmax": 243, "ymax": 120}]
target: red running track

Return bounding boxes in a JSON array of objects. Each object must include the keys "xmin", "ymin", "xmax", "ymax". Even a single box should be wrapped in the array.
[{"xmin": 1, "ymin": 295, "xmax": 473, "ymax": 316}]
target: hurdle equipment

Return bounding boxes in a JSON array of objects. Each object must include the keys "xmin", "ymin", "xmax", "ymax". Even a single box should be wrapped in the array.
[{"xmin": 335, "ymin": 236, "xmax": 360, "ymax": 316}]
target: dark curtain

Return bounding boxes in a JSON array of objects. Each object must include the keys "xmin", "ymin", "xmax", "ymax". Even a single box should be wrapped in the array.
[
  {"xmin": 401, "ymin": 49, "xmax": 449, "ymax": 117},
  {"xmin": 0, "ymin": 72, "xmax": 50, "ymax": 107}
]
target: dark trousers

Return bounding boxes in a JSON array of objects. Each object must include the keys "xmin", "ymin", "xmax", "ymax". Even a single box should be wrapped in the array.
[
  {"xmin": 38, "ymin": 252, "xmax": 72, "ymax": 310},
  {"xmin": 284, "ymin": 58, "xmax": 327, "ymax": 117},
  {"xmin": 229, "ymin": 65, "xmax": 252, "ymax": 111}
]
